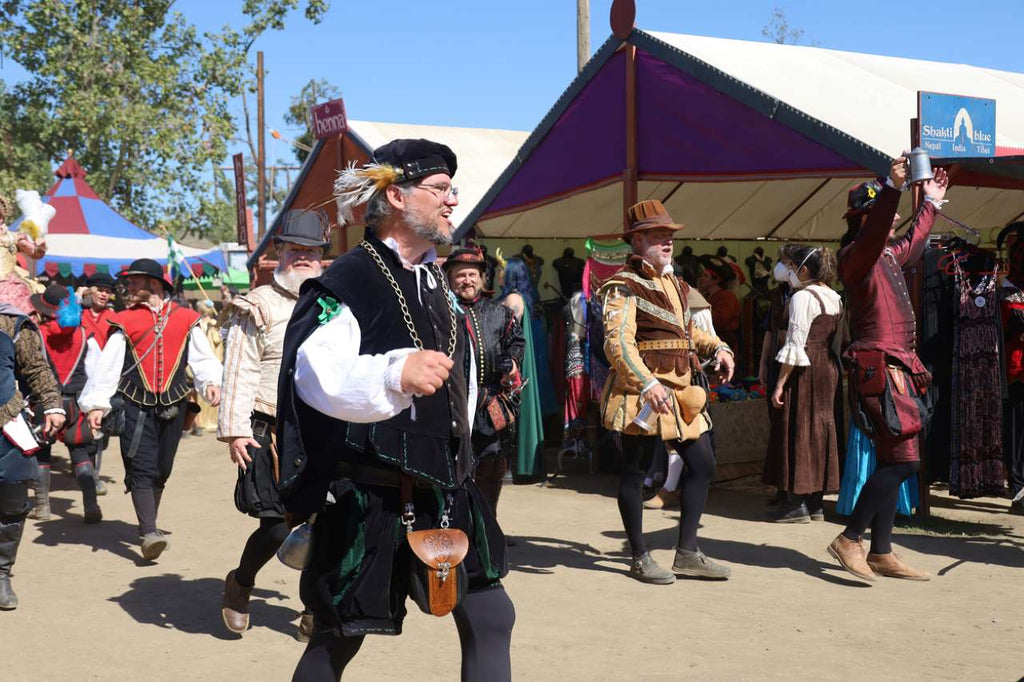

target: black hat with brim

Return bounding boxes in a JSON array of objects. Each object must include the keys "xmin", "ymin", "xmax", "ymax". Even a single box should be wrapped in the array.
[
  {"xmin": 698, "ymin": 255, "xmax": 736, "ymax": 284},
  {"xmin": 372, "ymin": 139, "xmax": 457, "ymax": 183},
  {"xmin": 87, "ymin": 272, "xmax": 117, "ymax": 290},
  {"xmin": 274, "ymin": 209, "xmax": 331, "ymax": 248},
  {"xmin": 30, "ymin": 283, "xmax": 69, "ymax": 317},
  {"xmin": 119, "ymin": 258, "xmax": 174, "ymax": 292},
  {"xmin": 443, "ymin": 247, "xmax": 487, "ymax": 272}
]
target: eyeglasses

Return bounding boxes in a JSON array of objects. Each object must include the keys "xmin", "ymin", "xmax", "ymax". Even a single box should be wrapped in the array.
[{"xmin": 416, "ymin": 183, "xmax": 459, "ymax": 201}]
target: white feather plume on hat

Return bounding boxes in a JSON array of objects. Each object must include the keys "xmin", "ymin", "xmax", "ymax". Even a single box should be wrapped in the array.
[{"xmin": 333, "ymin": 162, "xmax": 404, "ymax": 225}]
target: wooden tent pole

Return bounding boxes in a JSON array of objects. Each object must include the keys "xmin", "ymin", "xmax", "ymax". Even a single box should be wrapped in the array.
[{"xmin": 623, "ymin": 43, "xmax": 638, "ymax": 228}]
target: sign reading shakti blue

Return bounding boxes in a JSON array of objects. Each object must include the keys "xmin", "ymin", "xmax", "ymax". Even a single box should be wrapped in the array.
[{"xmin": 918, "ymin": 92, "xmax": 996, "ymax": 158}]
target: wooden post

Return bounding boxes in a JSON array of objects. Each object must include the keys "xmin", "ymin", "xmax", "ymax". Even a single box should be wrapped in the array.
[
  {"xmin": 257, "ymin": 51, "xmax": 267, "ymax": 242},
  {"xmin": 577, "ymin": 0, "xmax": 590, "ymax": 73},
  {"xmin": 623, "ymin": 43, "xmax": 638, "ymax": 229}
]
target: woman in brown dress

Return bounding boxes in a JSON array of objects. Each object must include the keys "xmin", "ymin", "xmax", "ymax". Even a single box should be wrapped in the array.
[{"xmin": 764, "ymin": 244, "xmax": 842, "ymax": 523}]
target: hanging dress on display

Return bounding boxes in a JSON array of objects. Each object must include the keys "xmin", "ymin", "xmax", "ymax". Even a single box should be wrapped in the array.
[
  {"xmin": 950, "ymin": 260, "xmax": 1005, "ymax": 498},
  {"xmin": 511, "ymin": 299, "xmax": 545, "ymax": 478}
]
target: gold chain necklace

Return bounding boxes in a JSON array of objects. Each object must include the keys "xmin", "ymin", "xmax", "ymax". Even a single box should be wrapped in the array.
[{"xmin": 359, "ymin": 240, "xmax": 458, "ymax": 359}]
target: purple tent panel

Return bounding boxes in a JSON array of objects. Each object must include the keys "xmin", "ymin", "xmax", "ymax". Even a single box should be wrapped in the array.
[
  {"xmin": 637, "ymin": 52, "xmax": 862, "ymax": 178},
  {"xmin": 486, "ymin": 48, "xmax": 863, "ymax": 218},
  {"xmin": 489, "ymin": 51, "xmax": 626, "ymax": 214}
]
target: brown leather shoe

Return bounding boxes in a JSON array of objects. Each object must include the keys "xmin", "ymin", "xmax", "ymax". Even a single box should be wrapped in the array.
[
  {"xmin": 866, "ymin": 552, "xmax": 931, "ymax": 581},
  {"xmin": 643, "ymin": 488, "xmax": 680, "ymax": 510},
  {"xmin": 827, "ymin": 534, "xmax": 875, "ymax": 583},
  {"xmin": 222, "ymin": 570, "xmax": 252, "ymax": 633}
]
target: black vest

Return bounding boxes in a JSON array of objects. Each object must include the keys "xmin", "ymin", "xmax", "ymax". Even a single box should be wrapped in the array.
[{"xmin": 278, "ymin": 235, "xmax": 472, "ymax": 515}]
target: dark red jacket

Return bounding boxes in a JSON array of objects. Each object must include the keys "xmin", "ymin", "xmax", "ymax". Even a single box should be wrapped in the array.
[{"xmin": 838, "ymin": 183, "xmax": 937, "ymax": 373}]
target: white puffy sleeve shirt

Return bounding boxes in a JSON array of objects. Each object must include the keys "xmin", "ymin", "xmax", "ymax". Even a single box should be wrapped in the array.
[
  {"xmin": 775, "ymin": 284, "xmax": 843, "ymax": 367},
  {"xmin": 293, "ymin": 239, "xmax": 476, "ymax": 429}
]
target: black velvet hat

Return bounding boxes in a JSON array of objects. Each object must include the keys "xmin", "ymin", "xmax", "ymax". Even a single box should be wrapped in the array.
[
  {"xmin": 372, "ymin": 139, "xmax": 457, "ymax": 182},
  {"xmin": 86, "ymin": 272, "xmax": 117, "ymax": 290},
  {"xmin": 275, "ymin": 209, "xmax": 330, "ymax": 248},
  {"xmin": 844, "ymin": 179, "xmax": 884, "ymax": 218},
  {"xmin": 30, "ymin": 284, "xmax": 69, "ymax": 317},
  {"xmin": 443, "ymin": 246, "xmax": 487, "ymax": 272},
  {"xmin": 119, "ymin": 258, "xmax": 174, "ymax": 292}
]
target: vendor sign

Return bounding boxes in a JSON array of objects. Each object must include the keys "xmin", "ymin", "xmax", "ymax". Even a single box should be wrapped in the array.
[{"xmin": 918, "ymin": 91, "xmax": 996, "ymax": 158}]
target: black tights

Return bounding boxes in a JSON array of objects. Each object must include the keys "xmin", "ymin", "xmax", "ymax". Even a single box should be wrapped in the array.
[
  {"xmin": 235, "ymin": 517, "xmax": 290, "ymax": 588},
  {"xmin": 291, "ymin": 585, "xmax": 515, "ymax": 682},
  {"xmin": 843, "ymin": 461, "xmax": 920, "ymax": 555},
  {"xmin": 619, "ymin": 434, "xmax": 716, "ymax": 556}
]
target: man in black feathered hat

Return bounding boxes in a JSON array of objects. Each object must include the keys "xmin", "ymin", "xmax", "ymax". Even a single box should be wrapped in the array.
[
  {"xmin": 80, "ymin": 258, "xmax": 223, "ymax": 563},
  {"xmin": 277, "ymin": 139, "xmax": 514, "ymax": 680},
  {"xmin": 443, "ymin": 246, "xmax": 524, "ymax": 519}
]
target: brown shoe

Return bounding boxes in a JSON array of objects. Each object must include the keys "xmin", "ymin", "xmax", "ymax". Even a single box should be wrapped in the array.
[
  {"xmin": 866, "ymin": 552, "xmax": 931, "ymax": 581},
  {"xmin": 643, "ymin": 488, "xmax": 680, "ymax": 510},
  {"xmin": 222, "ymin": 570, "xmax": 252, "ymax": 633},
  {"xmin": 827, "ymin": 534, "xmax": 875, "ymax": 583}
]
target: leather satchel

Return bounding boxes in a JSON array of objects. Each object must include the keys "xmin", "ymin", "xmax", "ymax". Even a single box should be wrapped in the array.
[
  {"xmin": 484, "ymin": 392, "xmax": 515, "ymax": 433},
  {"xmin": 407, "ymin": 527, "xmax": 470, "ymax": 617}
]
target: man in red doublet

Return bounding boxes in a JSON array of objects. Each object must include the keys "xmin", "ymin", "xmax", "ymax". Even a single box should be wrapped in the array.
[
  {"xmin": 81, "ymin": 259, "xmax": 222, "ymax": 562},
  {"xmin": 80, "ymin": 272, "xmax": 116, "ymax": 349},
  {"xmin": 31, "ymin": 284, "xmax": 104, "ymax": 524},
  {"xmin": 828, "ymin": 156, "xmax": 948, "ymax": 583}
]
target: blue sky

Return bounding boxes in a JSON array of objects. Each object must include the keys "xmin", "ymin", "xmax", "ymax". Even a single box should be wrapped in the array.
[{"xmin": 2, "ymin": 0, "xmax": 1022, "ymax": 166}]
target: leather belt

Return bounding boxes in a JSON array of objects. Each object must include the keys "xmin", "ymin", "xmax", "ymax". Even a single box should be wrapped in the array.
[
  {"xmin": 335, "ymin": 461, "xmax": 434, "ymax": 489},
  {"xmin": 251, "ymin": 412, "xmax": 275, "ymax": 438},
  {"xmin": 636, "ymin": 339, "xmax": 690, "ymax": 351}
]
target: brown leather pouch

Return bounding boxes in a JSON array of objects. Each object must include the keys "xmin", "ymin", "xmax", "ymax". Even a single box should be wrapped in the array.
[
  {"xmin": 407, "ymin": 528, "xmax": 470, "ymax": 617},
  {"xmin": 485, "ymin": 394, "xmax": 512, "ymax": 432},
  {"xmin": 851, "ymin": 350, "xmax": 887, "ymax": 396}
]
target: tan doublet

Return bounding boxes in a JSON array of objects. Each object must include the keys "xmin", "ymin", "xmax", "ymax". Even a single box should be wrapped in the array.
[
  {"xmin": 599, "ymin": 257, "xmax": 729, "ymax": 440},
  {"xmin": 217, "ymin": 278, "xmax": 298, "ymax": 440}
]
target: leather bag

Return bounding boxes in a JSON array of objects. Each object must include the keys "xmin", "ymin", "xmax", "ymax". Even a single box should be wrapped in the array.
[{"xmin": 407, "ymin": 527, "xmax": 470, "ymax": 617}]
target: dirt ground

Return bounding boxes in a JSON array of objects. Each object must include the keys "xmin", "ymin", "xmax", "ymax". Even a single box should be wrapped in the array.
[{"xmin": 6, "ymin": 432, "xmax": 1024, "ymax": 681}]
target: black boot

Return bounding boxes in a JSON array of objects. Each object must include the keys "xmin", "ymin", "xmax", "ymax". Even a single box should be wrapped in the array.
[
  {"xmin": 769, "ymin": 498, "xmax": 811, "ymax": 523},
  {"xmin": 28, "ymin": 467, "xmax": 50, "ymax": 521},
  {"xmin": 76, "ymin": 462, "xmax": 102, "ymax": 524},
  {"xmin": 806, "ymin": 492, "xmax": 825, "ymax": 521},
  {"xmin": 0, "ymin": 517, "xmax": 25, "ymax": 609},
  {"xmin": 132, "ymin": 489, "xmax": 167, "ymax": 561}
]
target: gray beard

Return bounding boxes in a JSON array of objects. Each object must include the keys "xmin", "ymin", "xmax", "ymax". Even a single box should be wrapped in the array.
[
  {"xmin": 408, "ymin": 216, "xmax": 452, "ymax": 246},
  {"xmin": 276, "ymin": 266, "xmax": 321, "ymax": 294}
]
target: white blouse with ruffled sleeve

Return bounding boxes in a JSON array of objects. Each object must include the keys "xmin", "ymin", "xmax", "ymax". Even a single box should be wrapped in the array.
[{"xmin": 775, "ymin": 284, "xmax": 843, "ymax": 367}]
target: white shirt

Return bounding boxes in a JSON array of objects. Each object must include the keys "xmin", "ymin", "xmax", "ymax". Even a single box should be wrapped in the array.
[
  {"xmin": 78, "ymin": 305, "xmax": 224, "ymax": 414},
  {"xmin": 294, "ymin": 239, "xmax": 476, "ymax": 428},
  {"xmin": 776, "ymin": 284, "xmax": 843, "ymax": 367}
]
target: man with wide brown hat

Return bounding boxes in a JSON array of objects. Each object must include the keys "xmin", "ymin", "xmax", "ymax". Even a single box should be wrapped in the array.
[
  {"xmin": 443, "ymin": 245, "xmax": 524, "ymax": 517},
  {"xmin": 599, "ymin": 199, "xmax": 735, "ymax": 584},
  {"xmin": 81, "ymin": 258, "xmax": 222, "ymax": 562},
  {"xmin": 217, "ymin": 209, "xmax": 328, "ymax": 639}
]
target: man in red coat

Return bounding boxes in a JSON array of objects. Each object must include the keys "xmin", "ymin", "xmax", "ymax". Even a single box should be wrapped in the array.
[
  {"xmin": 829, "ymin": 156, "xmax": 948, "ymax": 583},
  {"xmin": 31, "ymin": 284, "xmax": 104, "ymax": 524},
  {"xmin": 81, "ymin": 259, "xmax": 222, "ymax": 562},
  {"xmin": 80, "ymin": 272, "xmax": 116, "ymax": 348},
  {"xmin": 79, "ymin": 272, "xmax": 117, "ymax": 495}
]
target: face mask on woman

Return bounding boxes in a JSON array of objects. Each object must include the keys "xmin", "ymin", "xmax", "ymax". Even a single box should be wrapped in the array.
[
  {"xmin": 788, "ymin": 248, "xmax": 818, "ymax": 289},
  {"xmin": 772, "ymin": 261, "xmax": 789, "ymax": 282}
]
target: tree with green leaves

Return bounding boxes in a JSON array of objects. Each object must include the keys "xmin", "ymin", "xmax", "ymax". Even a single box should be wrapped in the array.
[
  {"xmin": 0, "ymin": 0, "xmax": 329, "ymax": 242},
  {"xmin": 761, "ymin": 6, "xmax": 820, "ymax": 46}
]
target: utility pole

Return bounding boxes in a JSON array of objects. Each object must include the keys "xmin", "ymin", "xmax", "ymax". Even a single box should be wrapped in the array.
[
  {"xmin": 577, "ymin": 0, "xmax": 590, "ymax": 73},
  {"xmin": 257, "ymin": 50, "xmax": 267, "ymax": 241}
]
